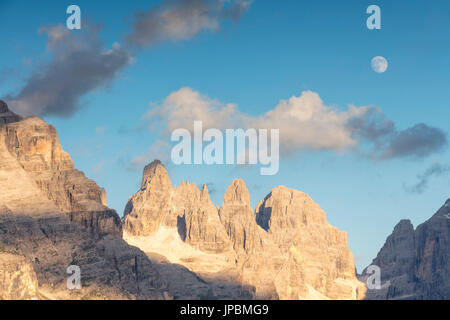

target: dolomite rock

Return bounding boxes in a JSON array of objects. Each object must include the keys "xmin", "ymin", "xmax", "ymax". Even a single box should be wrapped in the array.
[
  {"xmin": 364, "ymin": 199, "xmax": 450, "ymax": 299},
  {"xmin": 0, "ymin": 104, "xmax": 121, "ymax": 236},
  {"xmin": 0, "ymin": 214, "xmax": 166, "ymax": 300},
  {"xmin": 100, "ymin": 188, "xmax": 108, "ymax": 206},
  {"xmin": 255, "ymin": 186, "xmax": 366, "ymax": 299},
  {"xmin": 179, "ymin": 184, "xmax": 232, "ymax": 253},
  {"xmin": 0, "ymin": 102, "xmax": 168, "ymax": 300},
  {"xmin": 123, "ymin": 160, "xmax": 173, "ymax": 235},
  {"xmin": 219, "ymin": 179, "xmax": 265, "ymax": 254},
  {"xmin": 124, "ymin": 161, "xmax": 366, "ymax": 300},
  {"xmin": 0, "ymin": 252, "xmax": 38, "ymax": 300},
  {"xmin": 123, "ymin": 161, "xmax": 231, "ymax": 254}
]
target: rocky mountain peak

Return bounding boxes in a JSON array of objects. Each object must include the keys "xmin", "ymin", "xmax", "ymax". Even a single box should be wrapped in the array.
[
  {"xmin": 393, "ymin": 219, "xmax": 414, "ymax": 233},
  {"xmin": 141, "ymin": 160, "xmax": 171, "ymax": 190},
  {"xmin": 364, "ymin": 199, "xmax": 450, "ymax": 300},
  {"xmin": 0, "ymin": 111, "xmax": 122, "ymax": 235},
  {"xmin": 200, "ymin": 184, "xmax": 210, "ymax": 201},
  {"xmin": 223, "ymin": 179, "xmax": 250, "ymax": 206}
]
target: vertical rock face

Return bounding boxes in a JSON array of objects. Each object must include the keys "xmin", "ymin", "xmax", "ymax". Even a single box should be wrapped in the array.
[
  {"xmin": 124, "ymin": 160, "xmax": 365, "ymax": 300},
  {"xmin": 254, "ymin": 186, "xmax": 365, "ymax": 300},
  {"xmin": 0, "ymin": 105, "xmax": 121, "ymax": 236},
  {"xmin": 0, "ymin": 252, "xmax": 39, "ymax": 300},
  {"xmin": 413, "ymin": 200, "xmax": 450, "ymax": 299},
  {"xmin": 364, "ymin": 200, "xmax": 450, "ymax": 299},
  {"xmin": 123, "ymin": 160, "xmax": 173, "ymax": 235},
  {"xmin": 123, "ymin": 161, "xmax": 231, "ymax": 253},
  {"xmin": 180, "ymin": 184, "xmax": 232, "ymax": 253},
  {"xmin": 219, "ymin": 179, "xmax": 264, "ymax": 254},
  {"xmin": 0, "ymin": 215, "xmax": 167, "ymax": 300},
  {"xmin": 0, "ymin": 101, "xmax": 168, "ymax": 300},
  {"xmin": 367, "ymin": 220, "xmax": 415, "ymax": 281}
]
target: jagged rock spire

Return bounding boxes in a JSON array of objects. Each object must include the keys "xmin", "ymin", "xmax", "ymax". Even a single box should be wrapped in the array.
[
  {"xmin": 141, "ymin": 160, "xmax": 171, "ymax": 190},
  {"xmin": 223, "ymin": 179, "xmax": 251, "ymax": 206}
]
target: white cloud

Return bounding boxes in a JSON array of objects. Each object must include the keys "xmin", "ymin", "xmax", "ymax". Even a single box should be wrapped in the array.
[
  {"xmin": 249, "ymin": 91, "xmax": 370, "ymax": 153},
  {"xmin": 145, "ymin": 87, "xmax": 241, "ymax": 132},
  {"xmin": 137, "ymin": 87, "xmax": 446, "ymax": 163},
  {"xmin": 146, "ymin": 87, "xmax": 372, "ymax": 154}
]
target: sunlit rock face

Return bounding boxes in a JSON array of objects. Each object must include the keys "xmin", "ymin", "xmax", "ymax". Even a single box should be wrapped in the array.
[
  {"xmin": 0, "ymin": 252, "xmax": 39, "ymax": 300},
  {"xmin": 0, "ymin": 103, "xmax": 121, "ymax": 236},
  {"xmin": 364, "ymin": 200, "xmax": 450, "ymax": 300},
  {"xmin": 0, "ymin": 102, "xmax": 168, "ymax": 300},
  {"xmin": 0, "ymin": 99, "xmax": 367, "ymax": 300},
  {"xmin": 254, "ymin": 186, "xmax": 366, "ymax": 299},
  {"xmin": 123, "ymin": 161, "xmax": 366, "ymax": 300},
  {"xmin": 123, "ymin": 160, "xmax": 231, "ymax": 253}
]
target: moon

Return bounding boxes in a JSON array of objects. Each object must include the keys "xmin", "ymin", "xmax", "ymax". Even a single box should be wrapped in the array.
[{"xmin": 371, "ymin": 56, "xmax": 388, "ymax": 73}]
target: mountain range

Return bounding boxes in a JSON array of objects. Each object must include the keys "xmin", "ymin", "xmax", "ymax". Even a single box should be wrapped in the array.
[{"xmin": 0, "ymin": 100, "xmax": 448, "ymax": 300}]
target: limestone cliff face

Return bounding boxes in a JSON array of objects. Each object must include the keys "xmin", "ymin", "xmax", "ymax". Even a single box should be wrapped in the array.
[
  {"xmin": 123, "ymin": 160, "xmax": 173, "ymax": 236},
  {"xmin": 364, "ymin": 200, "xmax": 450, "ymax": 300},
  {"xmin": 124, "ymin": 160, "xmax": 365, "ymax": 300},
  {"xmin": 255, "ymin": 186, "xmax": 364, "ymax": 299},
  {"xmin": 179, "ymin": 184, "xmax": 231, "ymax": 254},
  {"xmin": 0, "ymin": 252, "xmax": 38, "ymax": 300},
  {"xmin": 0, "ymin": 103, "xmax": 121, "ymax": 236},
  {"xmin": 0, "ymin": 214, "xmax": 167, "ymax": 300},
  {"xmin": 0, "ymin": 101, "xmax": 168, "ymax": 300},
  {"xmin": 123, "ymin": 161, "xmax": 231, "ymax": 254},
  {"xmin": 219, "ymin": 179, "xmax": 265, "ymax": 254}
]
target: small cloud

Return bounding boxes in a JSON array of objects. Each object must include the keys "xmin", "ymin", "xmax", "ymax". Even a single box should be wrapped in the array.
[
  {"xmin": 404, "ymin": 163, "xmax": 450, "ymax": 194},
  {"xmin": 126, "ymin": 0, "xmax": 251, "ymax": 48}
]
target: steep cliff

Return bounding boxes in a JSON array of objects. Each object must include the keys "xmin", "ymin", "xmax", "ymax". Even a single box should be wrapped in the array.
[
  {"xmin": 123, "ymin": 160, "xmax": 231, "ymax": 254},
  {"xmin": 364, "ymin": 200, "xmax": 450, "ymax": 299},
  {"xmin": 0, "ymin": 101, "xmax": 167, "ymax": 300},
  {"xmin": 123, "ymin": 160, "xmax": 366, "ymax": 300},
  {"xmin": 1, "ymin": 109, "xmax": 121, "ymax": 236},
  {"xmin": 0, "ymin": 252, "xmax": 39, "ymax": 300}
]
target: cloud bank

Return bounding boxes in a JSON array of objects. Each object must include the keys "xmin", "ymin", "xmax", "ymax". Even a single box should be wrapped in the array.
[{"xmin": 144, "ymin": 87, "xmax": 447, "ymax": 160}]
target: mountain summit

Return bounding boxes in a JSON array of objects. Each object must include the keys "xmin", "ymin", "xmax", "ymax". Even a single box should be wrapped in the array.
[
  {"xmin": 0, "ymin": 103, "xmax": 169, "ymax": 299},
  {"xmin": 123, "ymin": 160, "xmax": 366, "ymax": 299},
  {"xmin": 363, "ymin": 200, "xmax": 450, "ymax": 299}
]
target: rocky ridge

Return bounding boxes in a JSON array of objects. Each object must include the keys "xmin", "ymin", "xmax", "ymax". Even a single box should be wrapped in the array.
[
  {"xmin": 123, "ymin": 160, "xmax": 366, "ymax": 299},
  {"xmin": 363, "ymin": 199, "xmax": 450, "ymax": 299},
  {"xmin": 0, "ymin": 101, "xmax": 169, "ymax": 300}
]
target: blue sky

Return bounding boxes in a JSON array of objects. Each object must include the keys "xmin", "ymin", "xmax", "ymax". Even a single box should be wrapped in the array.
[{"xmin": 1, "ymin": 0, "xmax": 449, "ymax": 271}]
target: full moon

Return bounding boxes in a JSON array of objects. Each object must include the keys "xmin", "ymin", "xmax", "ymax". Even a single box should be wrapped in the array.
[{"xmin": 371, "ymin": 56, "xmax": 388, "ymax": 73}]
